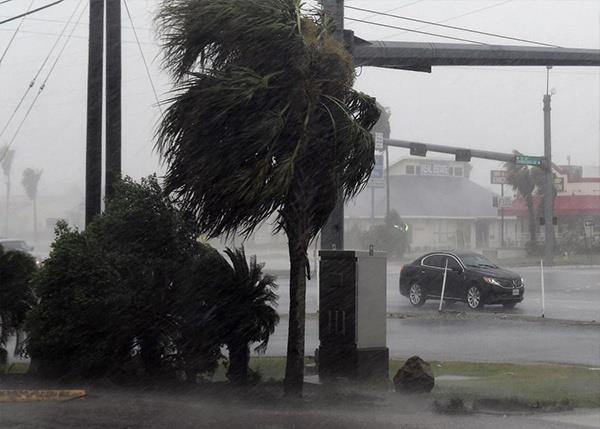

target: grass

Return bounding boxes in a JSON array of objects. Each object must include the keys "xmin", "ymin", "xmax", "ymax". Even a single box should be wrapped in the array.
[
  {"xmin": 238, "ymin": 357, "xmax": 600, "ymax": 409},
  {"xmin": 0, "ymin": 363, "xmax": 29, "ymax": 375},
  {"xmin": 5, "ymin": 358, "xmax": 599, "ymax": 409}
]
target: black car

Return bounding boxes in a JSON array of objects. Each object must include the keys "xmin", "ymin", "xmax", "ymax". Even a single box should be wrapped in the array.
[{"xmin": 399, "ymin": 251, "xmax": 524, "ymax": 309}]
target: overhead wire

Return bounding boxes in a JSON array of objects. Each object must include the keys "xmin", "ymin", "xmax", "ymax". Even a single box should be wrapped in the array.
[
  {"xmin": 346, "ymin": 3, "xmax": 561, "ymax": 48},
  {"xmin": 0, "ymin": 0, "xmax": 64, "ymax": 26},
  {"xmin": 0, "ymin": 0, "xmax": 34, "ymax": 68},
  {"xmin": 381, "ymin": 0, "xmax": 515, "ymax": 41},
  {"xmin": 358, "ymin": 0, "xmax": 425, "ymax": 21},
  {"xmin": 0, "ymin": 0, "xmax": 84, "ymax": 143},
  {"xmin": 344, "ymin": 17, "xmax": 490, "ymax": 45},
  {"xmin": 123, "ymin": 0, "xmax": 162, "ymax": 114},
  {"xmin": 1, "ymin": 1, "xmax": 87, "ymax": 159}
]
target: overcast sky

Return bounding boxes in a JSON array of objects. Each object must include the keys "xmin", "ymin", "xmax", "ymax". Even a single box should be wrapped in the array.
[{"xmin": 0, "ymin": 0, "xmax": 599, "ymax": 199}]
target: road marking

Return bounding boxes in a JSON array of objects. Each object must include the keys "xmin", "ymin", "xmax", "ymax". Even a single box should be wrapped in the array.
[{"xmin": 0, "ymin": 390, "xmax": 86, "ymax": 402}]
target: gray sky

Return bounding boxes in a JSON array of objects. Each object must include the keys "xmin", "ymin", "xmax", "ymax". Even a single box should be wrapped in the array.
[{"xmin": 0, "ymin": 0, "xmax": 599, "ymax": 198}]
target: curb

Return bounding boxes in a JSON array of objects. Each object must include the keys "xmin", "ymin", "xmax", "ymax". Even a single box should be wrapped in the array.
[{"xmin": 0, "ymin": 389, "xmax": 86, "ymax": 402}]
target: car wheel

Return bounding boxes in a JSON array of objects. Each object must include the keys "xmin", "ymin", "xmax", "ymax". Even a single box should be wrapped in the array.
[
  {"xmin": 503, "ymin": 302, "xmax": 517, "ymax": 309},
  {"xmin": 466, "ymin": 286, "xmax": 483, "ymax": 309},
  {"xmin": 408, "ymin": 283, "xmax": 426, "ymax": 307}
]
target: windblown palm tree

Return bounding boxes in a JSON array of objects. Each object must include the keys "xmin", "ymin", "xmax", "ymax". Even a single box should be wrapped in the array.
[
  {"xmin": 221, "ymin": 247, "xmax": 279, "ymax": 385},
  {"xmin": 21, "ymin": 168, "xmax": 42, "ymax": 240},
  {"xmin": 505, "ymin": 151, "xmax": 538, "ymax": 246},
  {"xmin": 156, "ymin": 0, "xmax": 379, "ymax": 395},
  {"xmin": 0, "ymin": 146, "xmax": 16, "ymax": 235}
]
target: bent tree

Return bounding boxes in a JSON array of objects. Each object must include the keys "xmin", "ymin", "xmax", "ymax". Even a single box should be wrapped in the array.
[{"xmin": 156, "ymin": 0, "xmax": 379, "ymax": 395}]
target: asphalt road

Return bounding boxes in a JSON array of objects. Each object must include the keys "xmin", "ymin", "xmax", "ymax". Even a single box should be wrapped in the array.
[
  {"xmin": 276, "ymin": 264, "xmax": 600, "ymax": 322},
  {"xmin": 266, "ymin": 315, "xmax": 600, "ymax": 367},
  {"xmin": 269, "ymin": 263, "xmax": 600, "ymax": 368}
]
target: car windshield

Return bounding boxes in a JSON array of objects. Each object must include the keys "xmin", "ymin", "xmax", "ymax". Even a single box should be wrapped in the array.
[
  {"xmin": 460, "ymin": 255, "xmax": 498, "ymax": 269},
  {"xmin": 0, "ymin": 240, "xmax": 30, "ymax": 252}
]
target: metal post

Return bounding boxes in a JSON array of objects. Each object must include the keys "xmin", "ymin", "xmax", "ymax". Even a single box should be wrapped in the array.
[
  {"xmin": 543, "ymin": 66, "xmax": 555, "ymax": 265},
  {"xmin": 85, "ymin": 0, "xmax": 104, "ymax": 226},
  {"xmin": 438, "ymin": 258, "xmax": 448, "ymax": 312},
  {"xmin": 370, "ymin": 187, "xmax": 375, "ymax": 224},
  {"xmin": 321, "ymin": 0, "xmax": 345, "ymax": 250},
  {"xmin": 540, "ymin": 259, "xmax": 545, "ymax": 318},
  {"xmin": 385, "ymin": 144, "xmax": 390, "ymax": 219},
  {"xmin": 105, "ymin": 0, "xmax": 122, "ymax": 201},
  {"xmin": 501, "ymin": 183, "xmax": 505, "ymax": 248}
]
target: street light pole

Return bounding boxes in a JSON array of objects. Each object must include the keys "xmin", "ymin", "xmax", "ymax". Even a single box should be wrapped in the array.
[{"xmin": 543, "ymin": 66, "xmax": 555, "ymax": 265}]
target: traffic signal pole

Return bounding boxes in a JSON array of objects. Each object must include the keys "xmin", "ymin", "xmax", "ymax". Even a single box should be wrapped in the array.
[
  {"xmin": 321, "ymin": 0, "xmax": 345, "ymax": 250},
  {"xmin": 319, "ymin": 0, "xmax": 600, "ymax": 252},
  {"xmin": 543, "ymin": 67, "xmax": 555, "ymax": 265}
]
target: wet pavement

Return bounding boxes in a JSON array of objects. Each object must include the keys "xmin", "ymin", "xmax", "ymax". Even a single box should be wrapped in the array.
[
  {"xmin": 0, "ymin": 388, "xmax": 597, "ymax": 429},
  {"xmin": 276, "ymin": 264, "xmax": 600, "ymax": 322},
  {"xmin": 266, "ymin": 315, "xmax": 600, "ymax": 367}
]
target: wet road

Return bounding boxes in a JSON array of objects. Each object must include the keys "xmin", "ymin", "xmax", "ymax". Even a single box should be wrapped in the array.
[
  {"xmin": 266, "ymin": 315, "xmax": 600, "ymax": 367},
  {"xmin": 276, "ymin": 264, "xmax": 600, "ymax": 322},
  {"xmin": 269, "ymin": 264, "xmax": 600, "ymax": 367}
]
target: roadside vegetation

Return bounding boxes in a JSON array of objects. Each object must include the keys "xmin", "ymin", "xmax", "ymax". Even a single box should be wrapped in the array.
[{"xmin": 21, "ymin": 176, "xmax": 278, "ymax": 385}]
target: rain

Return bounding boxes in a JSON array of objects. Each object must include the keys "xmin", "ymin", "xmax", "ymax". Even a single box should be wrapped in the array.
[{"xmin": 0, "ymin": 1, "xmax": 599, "ymax": 428}]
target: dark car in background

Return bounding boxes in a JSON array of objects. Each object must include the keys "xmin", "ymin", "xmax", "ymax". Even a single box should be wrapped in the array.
[{"xmin": 399, "ymin": 251, "xmax": 524, "ymax": 309}]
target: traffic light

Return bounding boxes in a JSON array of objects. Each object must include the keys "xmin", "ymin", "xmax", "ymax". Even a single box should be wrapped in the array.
[{"xmin": 455, "ymin": 149, "xmax": 471, "ymax": 162}]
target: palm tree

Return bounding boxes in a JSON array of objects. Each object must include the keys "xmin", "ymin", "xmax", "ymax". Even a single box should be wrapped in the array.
[
  {"xmin": 220, "ymin": 247, "xmax": 279, "ymax": 385},
  {"xmin": 505, "ymin": 151, "xmax": 538, "ymax": 246},
  {"xmin": 155, "ymin": 0, "xmax": 379, "ymax": 395},
  {"xmin": 0, "ymin": 146, "xmax": 16, "ymax": 235},
  {"xmin": 21, "ymin": 168, "xmax": 42, "ymax": 240}
]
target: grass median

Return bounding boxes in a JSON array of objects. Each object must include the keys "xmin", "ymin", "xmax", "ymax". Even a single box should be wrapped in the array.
[{"xmin": 241, "ymin": 357, "xmax": 600, "ymax": 409}]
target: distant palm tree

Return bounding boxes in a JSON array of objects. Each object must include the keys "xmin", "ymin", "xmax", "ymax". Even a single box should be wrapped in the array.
[
  {"xmin": 0, "ymin": 146, "xmax": 16, "ymax": 235},
  {"xmin": 221, "ymin": 247, "xmax": 279, "ymax": 385},
  {"xmin": 156, "ymin": 0, "xmax": 379, "ymax": 395},
  {"xmin": 505, "ymin": 151, "xmax": 538, "ymax": 246},
  {"xmin": 21, "ymin": 168, "xmax": 42, "ymax": 240}
]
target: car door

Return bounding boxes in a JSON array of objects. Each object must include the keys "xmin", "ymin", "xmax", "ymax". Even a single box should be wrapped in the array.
[
  {"xmin": 420, "ymin": 254, "xmax": 445, "ymax": 298},
  {"xmin": 443, "ymin": 255, "xmax": 465, "ymax": 299}
]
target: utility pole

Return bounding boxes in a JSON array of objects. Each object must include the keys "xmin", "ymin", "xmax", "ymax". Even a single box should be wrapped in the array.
[
  {"xmin": 543, "ymin": 66, "xmax": 555, "ymax": 265},
  {"xmin": 105, "ymin": 0, "xmax": 122, "ymax": 201},
  {"xmin": 85, "ymin": 0, "xmax": 104, "ymax": 226},
  {"xmin": 321, "ymin": 0, "xmax": 345, "ymax": 250}
]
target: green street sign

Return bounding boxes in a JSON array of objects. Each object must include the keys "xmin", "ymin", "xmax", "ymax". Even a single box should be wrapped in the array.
[{"xmin": 515, "ymin": 155, "xmax": 544, "ymax": 166}]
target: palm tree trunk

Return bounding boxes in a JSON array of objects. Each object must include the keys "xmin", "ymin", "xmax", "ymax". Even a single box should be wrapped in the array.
[
  {"xmin": 526, "ymin": 195, "xmax": 537, "ymax": 244},
  {"xmin": 284, "ymin": 231, "xmax": 308, "ymax": 396},
  {"xmin": 5, "ymin": 179, "xmax": 10, "ymax": 234},
  {"xmin": 33, "ymin": 197, "xmax": 38, "ymax": 241},
  {"xmin": 227, "ymin": 341, "xmax": 250, "ymax": 385}
]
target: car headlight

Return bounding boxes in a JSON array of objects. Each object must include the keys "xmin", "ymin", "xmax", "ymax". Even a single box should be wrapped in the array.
[
  {"xmin": 520, "ymin": 277, "xmax": 525, "ymax": 285},
  {"xmin": 483, "ymin": 277, "xmax": 502, "ymax": 286}
]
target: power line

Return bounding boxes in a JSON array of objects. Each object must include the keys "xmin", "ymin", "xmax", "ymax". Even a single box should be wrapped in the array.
[
  {"xmin": 1, "ymin": 2, "xmax": 87, "ymax": 160},
  {"xmin": 345, "ymin": 17, "xmax": 490, "ymax": 45},
  {"xmin": 345, "ymin": 4, "xmax": 561, "ymax": 48},
  {"xmin": 0, "ymin": 0, "xmax": 65, "ymax": 26},
  {"xmin": 358, "ymin": 0, "xmax": 425, "ymax": 21},
  {"xmin": 381, "ymin": 0, "xmax": 514, "ymax": 41},
  {"xmin": 0, "ymin": 0, "xmax": 34, "ymax": 68},
  {"xmin": 123, "ymin": 0, "xmax": 162, "ymax": 113},
  {"xmin": 0, "ymin": 0, "xmax": 84, "ymax": 142}
]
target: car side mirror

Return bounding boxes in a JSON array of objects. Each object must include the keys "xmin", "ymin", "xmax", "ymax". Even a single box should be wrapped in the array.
[{"xmin": 452, "ymin": 267, "xmax": 463, "ymax": 273}]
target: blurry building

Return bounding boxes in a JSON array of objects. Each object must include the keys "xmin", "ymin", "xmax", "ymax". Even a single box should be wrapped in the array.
[
  {"xmin": 345, "ymin": 157, "xmax": 515, "ymax": 253},
  {"xmin": 503, "ymin": 164, "xmax": 600, "ymax": 243}
]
